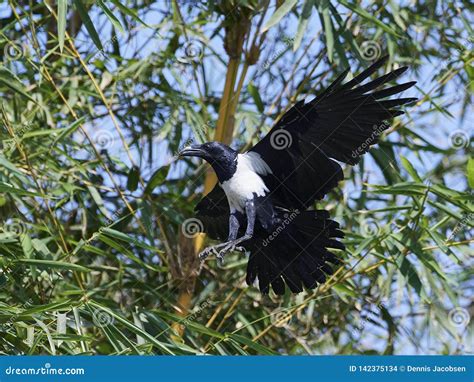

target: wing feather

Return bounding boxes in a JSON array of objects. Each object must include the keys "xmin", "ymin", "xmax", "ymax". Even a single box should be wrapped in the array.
[
  {"xmin": 249, "ymin": 55, "xmax": 416, "ymax": 209},
  {"xmin": 195, "ymin": 56, "xmax": 416, "ymax": 244}
]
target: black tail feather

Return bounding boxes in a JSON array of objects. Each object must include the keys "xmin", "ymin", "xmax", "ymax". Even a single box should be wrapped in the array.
[{"xmin": 246, "ymin": 209, "xmax": 344, "ymax": 295}]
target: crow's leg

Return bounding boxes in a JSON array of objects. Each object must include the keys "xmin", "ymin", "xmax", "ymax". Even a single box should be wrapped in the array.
[
  {"xmin": 199, "ymin": 211, "xmax": 242, "ymax": 262},
  {"xmin": 215, "ymin": 199, "xmax": 256, "ymax": 262}
]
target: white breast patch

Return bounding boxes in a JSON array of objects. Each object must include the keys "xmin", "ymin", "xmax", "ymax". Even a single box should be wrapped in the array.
[{"xmin": 220, "ymin": 153, "xmax": 271, "ymax": 213}]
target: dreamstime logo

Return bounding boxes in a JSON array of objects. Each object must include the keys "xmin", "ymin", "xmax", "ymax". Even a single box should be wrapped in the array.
[
  {"xmin": 3, "ymin": 40, "xmax": 25, "ymax": 62},
  {"xmin": 352, "ymin": 300, "xmax": 388, "ymax": 337},
  {"xmin": 174, "ymin": 138, "xmax": 195, "ymax": 158},
  {"xmin": 0, "ymin": 298, "xmax": 33, "ymax": 330},
  {"xmin": 270, "ymin": 129, "xmax": 292, "ymax": 150},
  {"xmin": 181, "ymin": 218, "xmax": 204, "ymax": 238},
  {"xmin": 177, "ymin": 40, "xmax": 203, "ymax": 64},
  {"xmin": 92, "ymin": 129, "xmax": 115, "ymax": 150},
  {"xmin": 448, "ymin": 307, "xmax": 470, "ymax": 328},
  {"xmin": 5, "ymin": 363, "xmax": 85, "ymax": 376},
  {"xmin": 103, "ymin": 208, "xmax": 122, "ymax": 228},
  {"xmin": 271, "ymin": 307, "xmax": 292, "ymax": 328},
  {"xmin": 262, "ymin": 210, "xmax": 299, "ymax": 246},
  {"xmin": 2, "ymin": 218, "xmax": 27, "ymax": 238},
  {"xmin": 449, "ymin": 130, "xmax": 470, "ymax": 149},
  {"xmin": 181, "ymin": 299, "xmax": 213, "ymax": 328},
  {"xmin": 173, "ymin": 122, "xmax": 210, "ymax": 158},
  {"xmin": 446, "ymin": 212, "xmax": 473, "ymax": 241},
  {"xmin": 360, "ymin": 40, "xmax": 381, "ymax": 61},
  {"xmin": 195, "ymin": 121, "xmax": 211, "ymax": 143},
  {"xmin": 1, "ymin": 121, "xmax": 35, "ymax": 154},
  {"xmin": 361, "ymin": 218, "xmax": 380, "ymax": 236},
  {"xmin": 260, "ymin": 35, "xmax": 294, "ymax": 71},
  {"xmin": 92, "ymin": 308, "xmax": 114, "ymax": 328},
  {"xmin": 351, "ymin": 122, "xmax": 388, "ymax": 159}
]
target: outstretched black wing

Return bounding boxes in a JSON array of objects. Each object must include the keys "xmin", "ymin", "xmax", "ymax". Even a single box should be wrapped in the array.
[
  {"xmin": 195, "ymin": 56, "xmax": 416, "ymax": 294},
  {"xmin": 196, "ymin": 56, "xmax": 416, "ymax": 230},
  {"xmin": 250, "ymin": 55, "xmax": 416, "ymax": 209}
]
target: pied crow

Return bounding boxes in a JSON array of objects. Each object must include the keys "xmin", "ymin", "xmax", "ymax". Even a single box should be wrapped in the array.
[{"xmin": 178, "ymin": 56, "xmax": 416, "ymax": 295}]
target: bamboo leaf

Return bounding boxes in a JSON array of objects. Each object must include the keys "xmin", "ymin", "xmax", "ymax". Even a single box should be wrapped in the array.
[
  {"xmin": 467, "ymin": 157, "xmax": 474, "ymax": 189},
  {"xmin": 87, "ymin": 185, "xmax": 110, "ymax": 218},
  {"xmin": 338, "ymin": 0, "xmax": 402, "ymax": 37},
  {"xmin": 0, "ymin": 69, "xmax": 37, "ymax": 103},
  {"xmin": 227, "ymin": 333, "xmax": 278, "ymax": 355},
  {"xmin": 144, "ymin": 165, "xmax": 170, "ymax": 195},
  {"xmin": 400, "ymin": 155, "xmax": 422, "ymax": 182},
  {"xmin": 318, "ymin": 0, "xmax": 334, "ymax": 62},
  {"xmin": 73, "ymin": 0, "xmax": 104, "ymax": 51},
  {"xmin": 15, "ymin": 259, "xmax": 90, "ymax": 272},
  {"xmin": 87, "ymin": 302, "xmax": 174, "ymax": 355},
  {"xmin": 0, "ymin": 182, "xmax": 43, "ymax": 197},
  {"xmin": 51, "ymin": 116, "xmax": 85, "ymax": 147},
  {"xmin": 262, "ymin": 0, "xmax": 298, "ymax": 33},
  {"xmin": 294, "ymin": 0, "xmax": 314, "ymax": 51},
  {"xmin": 247, "ymin": 82, "xmax": 264, "ymax": 113},
  {"xmin": 58, "ymin": 0, "xmax": 67, "ymax": 52},
  {"xmin": 109, "ymin": 0, "xmax": 149, "ymax": 26},
  {"xmin": 126, "ymin": 166, "xmax": 140, "ymax": 192},
  {"xmin": 97, "ymin": 0, "xmax": 124, "ymax": 33}
]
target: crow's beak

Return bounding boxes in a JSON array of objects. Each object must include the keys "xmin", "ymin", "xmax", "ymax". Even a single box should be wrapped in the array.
[{"xmin": 178, "ymin": 144, "xmax": 206, "ymax": 158}]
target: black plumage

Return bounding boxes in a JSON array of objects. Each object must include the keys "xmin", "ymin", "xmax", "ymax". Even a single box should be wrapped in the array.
[{"xmin": 179, "ymin": 55, "xmax": 416, "ymax": 295}]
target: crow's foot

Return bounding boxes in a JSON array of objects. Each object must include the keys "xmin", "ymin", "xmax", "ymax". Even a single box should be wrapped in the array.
[
  {"xmin": 198, "ymin": 245, "xmax": 221, "ymax": 262},
  {"xmin": 199, "ymin": 242, "xmax": 246, "ymax": 264},
  {"xmin": 216, "ymin": 243, "xmax": 245, "ymax": 265}
]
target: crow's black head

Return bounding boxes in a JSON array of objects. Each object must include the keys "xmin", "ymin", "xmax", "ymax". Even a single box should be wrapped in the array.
[{"xmin": 178, "ymin": 141, "xmax": 237, "ymax": 181}]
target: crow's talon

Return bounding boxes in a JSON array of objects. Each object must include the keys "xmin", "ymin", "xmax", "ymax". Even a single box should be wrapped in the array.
[
  {"xmin": 216, "ymin": 252, "xmax": 225, "ymax": 265},
  {"xmin": 198, "ymin": 245, "xmax": 220, "ymax": 262},
  {"xmin": 199, "ymin": 242, "xmax": 246, "ymax": 263},
  {"xmin": 217, "ymin": 244, "xmax": 246, "ymax": 258}
]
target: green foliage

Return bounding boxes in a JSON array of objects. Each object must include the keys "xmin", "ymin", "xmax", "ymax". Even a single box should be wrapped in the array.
[{"xmin": 0, "ymin": 0, "xmax": 472, "ymax": 355}]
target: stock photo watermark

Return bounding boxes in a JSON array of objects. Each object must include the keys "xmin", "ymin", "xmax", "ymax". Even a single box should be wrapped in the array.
[
  {"xmin": 270, "ymin": 128, "xmax": 293, "ymax": 150},
  {"xmin": 2, "ymin": 40, "xmax": 26, "ymax": 63},
  {"xmin": 1, "ymin": 120, "xmax": 35, "ymax": 154},
  {"xmin": 172, "ymin": 121, "xmax": 211, "ymax": 158},
  {"xmin": 4, "ymin": 363, "xmax": 85, "ymax": 376},
  {"xmin": 360, "ymin": 218, "xmax": 381, "ymax": 236},
  {"xmin": 0, "ymin": 298, "xmax": 34, "ymax": 331},
  {"xmin": 446, "ymin": 211, "xmax": 473, "ymax": 241},
  {"xmin": 91, "ymin": 308, "xmax": 115, "ymax": 328},
  {"xmin": 351, "ymin": 121, "xmax": 389, "ymax": 159},
  {"xmin": 262, "ymin": 210, "xmax": 300, "ymax": 247},
  {"xmin": 449, "ymin": 130, "xmax": 470, "ymax": 149},
  {"xmin": 359, "ymin": 40, "xmax": 382, "ymax": 61},
  {"xmin": 181, "ymin": 218, "xmax": 204, "ymax": 238},
  {"xmin": 92, "ymin": 129, "xmax": 116, "ymax": 150},
  {"xmin": 259, "ymin": 35, "xmax": 295, "ymax": 72},
  {"xmin": 448, "ymin": 307, "xmax": 470, "ymax": 329},
  {"xmin": 351, "ymin": 300, "xmax": 388, "ymax": 337},
  {"xmin": 172, "ymin": 39, "xmax": 204, "ymax": 81},
  {"xmin": 1, "ymin": 218, "xmax": 28, "ymax": 238},
  {"xmin": 270, "ymin": 307, "xmax": 293, "ymax": 328},
  {"xmin": 180, "ymin": 298, "xmax": 213, "ymax": 329}
]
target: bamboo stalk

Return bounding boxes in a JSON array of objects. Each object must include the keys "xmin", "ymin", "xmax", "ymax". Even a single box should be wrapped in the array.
[{"xmin": 173, "ymin": 7, "xmax": 255, "ymax": 336}]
